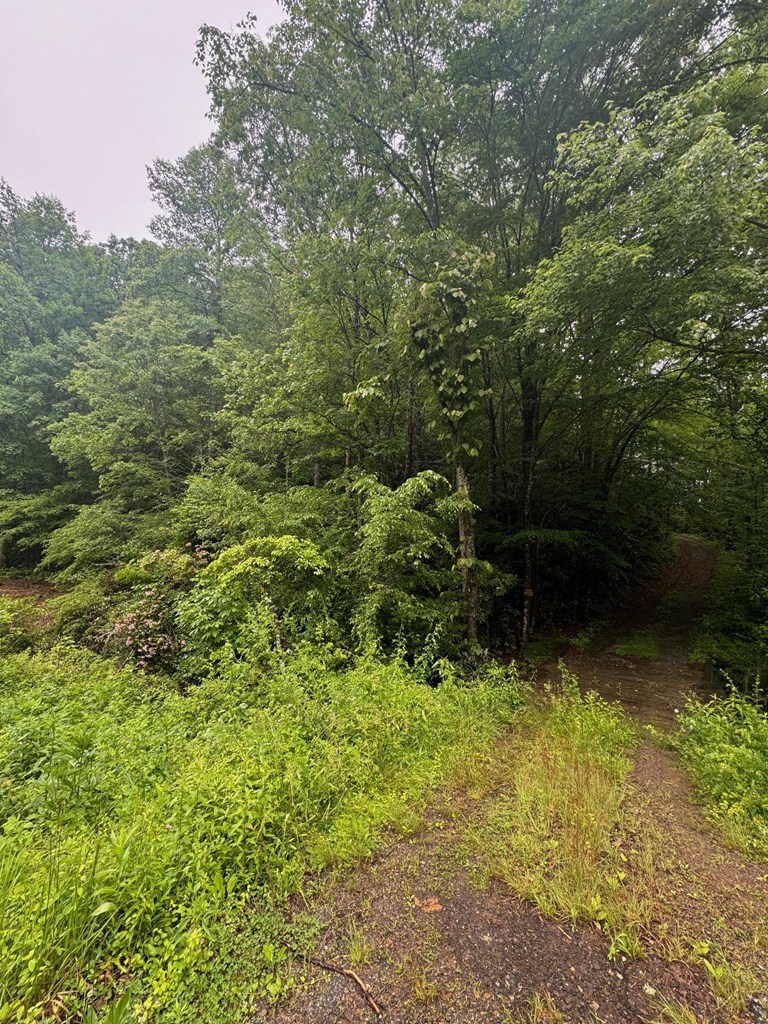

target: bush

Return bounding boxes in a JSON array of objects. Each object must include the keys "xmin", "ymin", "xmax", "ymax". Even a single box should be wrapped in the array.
[
  {"xmin": 177, "ymin": 534, "xmax": 332, "ymax": 671},
  {"xmin": 690, "ymin": 550, "xmax": 768, "ymax": 696},
  {"xmin": 45, "ymin": 575, "xmax": 116, "ymax": 647},
  {"xmin": 0, "ymin": 597, "xmax": 36, "ymax": 654},
  {"xmin": 351, "ymin": 472, "xmax": 464, "ymax": 657},
  {"xmin": 0, "ymin": 645, "xmax": 524, "ymax": 1021},
  {"xmin": 675, "ymin": 695, "xmax": 768, "ymax": 856}
]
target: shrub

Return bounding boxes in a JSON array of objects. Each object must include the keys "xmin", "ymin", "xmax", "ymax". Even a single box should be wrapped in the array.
[
  {"xmin": 176, "ymin": 534, "xmax": 331, "ymax": 670},
  {"xmin": 351, "ymin": 472, "xmax": 463, "ymax": 657},
  {"xmin": 0, "ymin": 597, "xmax": 36, "ymax": 654},
  {"xmin": 106, "ymin": 549, "xmax": 203, "ymax": 671},
  {"xmin": 675, "ymin": 694, "xmax": 768, "ymax": 856}
]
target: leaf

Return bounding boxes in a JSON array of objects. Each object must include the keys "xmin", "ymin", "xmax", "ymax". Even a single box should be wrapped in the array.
[
  {"xmin": 91, "ymin": 901, "xmax": 117, "ymax": 917},
  {"xmin": 414, "ymin": 896, "xmax": 443, "ymax": 913}
]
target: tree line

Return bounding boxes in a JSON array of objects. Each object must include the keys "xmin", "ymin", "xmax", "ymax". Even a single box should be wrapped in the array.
[{"xmin": 1, "ymin": 0, "xmax": 766, "ymax": 676}]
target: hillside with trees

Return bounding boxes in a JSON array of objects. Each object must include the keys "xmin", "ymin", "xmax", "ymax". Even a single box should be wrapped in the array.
[{"xmin": 0, "ymin": 2, "xmax": 767, "ymax": 1022}]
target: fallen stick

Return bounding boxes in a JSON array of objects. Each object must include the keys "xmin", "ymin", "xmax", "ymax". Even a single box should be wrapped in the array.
[{"xmin": 282, "ymin": 944, "xmax": 383, "ymax": 1017}]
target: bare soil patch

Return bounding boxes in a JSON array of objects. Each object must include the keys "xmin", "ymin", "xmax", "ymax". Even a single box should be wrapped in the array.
[{"xmin": 0, "ymin": 577, "xmax": 57, "ymax": 602}]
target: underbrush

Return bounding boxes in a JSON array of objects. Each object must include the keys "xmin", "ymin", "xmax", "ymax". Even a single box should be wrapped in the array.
[
  {"xmin": 466, "ymin": 676, "xmax": 648, "ymax": 954},
  {"xmin": 0, "ymin": 596, "xmax": 37, "ymax": 654},
  {"xmin": 689, "ymin": 550, "xmax": 768, "ymax": 699},
  {"xmin": 675, "ymin": 694, "xmax": 768, "ymax": 857},
  {"xmin": 0, "ymin": 645, "xmax": 523, "ymax": 1022}
]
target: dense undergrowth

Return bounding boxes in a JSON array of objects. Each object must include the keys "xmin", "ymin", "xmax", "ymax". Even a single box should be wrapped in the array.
[
  {"xmin": 676, "ymin": 694, "xmax": 768, "ymax": 858},
  {"xmin": 689, "ymin": 551, "xmax": 768, "ymax": 703},
  {"xmin": 0, "ymin": 642, "xmax": 523, "ymax": 1022}
]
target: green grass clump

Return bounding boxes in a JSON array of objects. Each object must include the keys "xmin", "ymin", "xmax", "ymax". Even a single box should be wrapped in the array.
[
  {"xmin": 467, "ymin": 679, "xmax": 648, "ymax": 950},
  {"xmin": 613, "ymin": 629, "xmax": 662, "ymax": 659},
  {"xmin": 675, "ymin": 695, "xmax": 768, "ymax": 857},
  {"xmin": 0, "ymin": 645, "xmax": 523, "ymax": 1022}
]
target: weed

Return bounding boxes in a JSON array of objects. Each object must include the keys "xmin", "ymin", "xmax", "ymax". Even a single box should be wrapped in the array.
[
  {"xmin": 411, "ymin": 968, "xmax": 439, "ymax": 1002},
  {"xmin": 466, "ymin": 678, "xmax": 650, "ymax": 952},
  {"xmin": 650, "ymin": 998, "xmax": 705, "ymax": 1024},
  {"xmin": 698, "ymin": 949, "xmax": 755, "ymax": 1019},
  {"xmin": 675, "ymin": 694, "xmax": 768, "ymax": 856},
  {"xmin": 504, "ymin": 991, "xmax": 565, "ymax": 1023},
  {"xmin": 345, "ymin": 917, "xmax": 374, "ymax": 967},
  {"xmin": 0, "ymin": 596, "xmax": 37, "ymax": 654},
  {"xmin": 0, "ymin": 645, "xmax": 524, "ymax": 1021}
]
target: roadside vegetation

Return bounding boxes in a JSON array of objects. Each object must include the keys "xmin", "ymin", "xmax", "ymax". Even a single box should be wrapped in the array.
[
  {"xmin": 676, "ymin": 695, "xmax": 768, "ymax": 858},
  {"xmin": 1, "ymin": 0, "xmax": 767, "ymax": 1021},
  {"xmin": 468, "ymin": 679, "xmax": 645, "ymax": 952},
  {"xmin": 0, "ymin": 641, "xmax": 522, "ymax": 1021}
]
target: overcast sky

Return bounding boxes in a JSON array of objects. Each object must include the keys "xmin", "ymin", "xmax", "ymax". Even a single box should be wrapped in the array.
[{"xmin": 1, "ymin": 0, "xmax": 282, "ymax": 242}]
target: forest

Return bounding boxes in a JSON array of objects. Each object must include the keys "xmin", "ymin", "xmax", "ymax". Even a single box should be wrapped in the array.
[{"xmin": 0, "ymin": 1, "xmax": 767, "ymax": 1022}]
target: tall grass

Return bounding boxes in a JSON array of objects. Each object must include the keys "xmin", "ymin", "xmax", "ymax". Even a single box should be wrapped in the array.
[
  {"xmin": 0, "ymin": 645, "xmax": 522, "ymax": 1021},
  {"xmin": 467, "ymin": 677, "xmax": 648, "ymax": 952}
]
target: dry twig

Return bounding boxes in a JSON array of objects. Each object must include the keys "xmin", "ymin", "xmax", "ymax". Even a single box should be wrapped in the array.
[{"xmin": 281, "ymin": 944, "xmax": 383, "ymax": 1017}]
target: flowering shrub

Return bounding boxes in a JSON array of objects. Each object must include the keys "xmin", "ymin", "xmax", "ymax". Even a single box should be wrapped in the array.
[
  {"xmin": 112, "ymin": 589, "xmax": 180, "ymax": 670},
  {"xmin": 110, "ymin": 548, "xmax": 206, "ymax": 671}
]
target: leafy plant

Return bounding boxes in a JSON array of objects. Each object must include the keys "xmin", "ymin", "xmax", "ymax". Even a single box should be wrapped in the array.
[
  {"xmin": 675, "ymin": 695, "xmax": 768, "ymax": 856},
  {"xmin": 0, "ymin": 596, "xmax": 36, "ymax": 654},
  {"xmin": 0, "ymin": 645, "xmax": 523, "ymax": 1021}
]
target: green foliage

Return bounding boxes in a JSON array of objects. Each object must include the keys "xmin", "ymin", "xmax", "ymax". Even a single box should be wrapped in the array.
[
  {"xmin": 45, "ymin": 576, "xmax": 115, "ymax": 647},
  {"xmin": 41, "ymin": 503, "xmax": 176, "ymax": 583},
  {"xmin": 173, "ymin": 475, "xmax": 263, "ymax": 549},
  {"xmin": 0, "ymin": 597, "xmax": 36, "ymax": 655},
  {"xmin": 0, "ymin": 645, "xmax": 523, "ymax": 1021},
  {"xmin": 50, "ymin": 299, "xmax": 222, "ymax": 511},
  {"xmin": 351, "ymin": 471, "xmax": 462, "ymax": 656},
  {"xmin": 690, "ymin": 551, "xmax": 768, "ymax": 694},
  {"xmin": 675, "ymin": 695, "xmax": 768, "ymax": 856},
  {"xmin": 177, "ymin": 535, "xmax": 331, "ymax": 670}
]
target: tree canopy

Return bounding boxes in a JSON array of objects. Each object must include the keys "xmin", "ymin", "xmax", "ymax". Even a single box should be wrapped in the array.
[{"xmin": 1, "ymin": 0, "xmax": 766, "ymax": 675}]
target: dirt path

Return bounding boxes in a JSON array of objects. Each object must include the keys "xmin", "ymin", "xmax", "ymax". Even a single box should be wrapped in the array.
[
  {"xmin": 254, "ymin": 792, "xmax": 746, "ymax": 1024},
  {"xmin": 539, "ymin": 536, "xmax": 720, "ymax": 729},
  {"xmin": 0, "ymin": 577, "xmax": 57, "ymax": 603},
  {"xmin": 250, "ymin": 539, "xmax": 767, "ymax": 1024}
]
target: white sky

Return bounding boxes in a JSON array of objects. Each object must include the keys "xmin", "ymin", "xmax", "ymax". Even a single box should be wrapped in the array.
[{"xmin": 0, "ymin": 0, "xmax": 282, "ymax": 241}]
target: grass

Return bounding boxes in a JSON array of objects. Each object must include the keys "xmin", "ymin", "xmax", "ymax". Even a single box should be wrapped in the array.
[
  {"xmin": 675, "ymin": 694, "xmax": 768, "ymax": 857},
  {"xmin": 466, "ymin": 676, "xmax": 650, "ymax": 950},
  {"xmin": 0, "ymin": 645, "xmax": 524, "ymax": 1022},
  {"xmin": 345, "ymin": 916, "xmax": 374, "ymax": 967},
  {"xmin": 503, "ymin": 993, "xmax": 565, "ymax": 1023},
  {"xmin": 462, "ymin": 683, "xmax": 761, "ymax": 1023},
  {"xmin": 613, "ymin": 628, "xmax": 662, "ymax": 659},
  {"xmin": 650, "ymin": 999, "xmax": 706, "ymax": 1024}
]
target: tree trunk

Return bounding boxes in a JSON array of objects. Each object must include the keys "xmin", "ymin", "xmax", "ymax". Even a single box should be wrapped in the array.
[
  {"xmin": 456, "ymin": 460, "xmax": 478, "ymax": 643},
  {"xmin": 404, "ymin": 381, "xmax": 422, "ymax": 478},
  {"xmin": 520, "ymin": 372, "xmax": 538, "ymax": 648}
]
